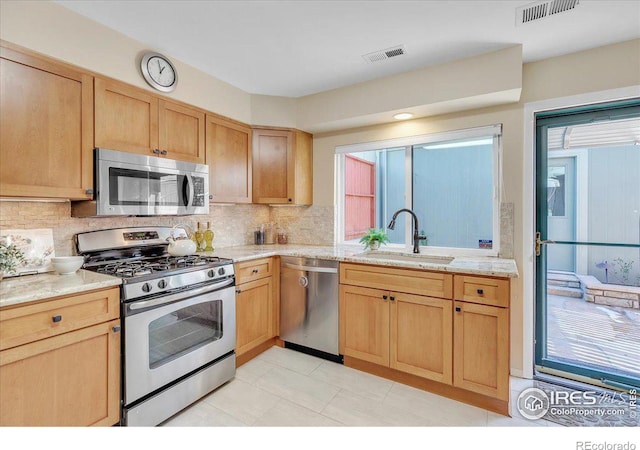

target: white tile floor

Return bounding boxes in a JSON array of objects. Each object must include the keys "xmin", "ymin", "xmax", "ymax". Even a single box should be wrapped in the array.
[{"xmin": 161, "ymin": 347, "xmax": 563, "ymax": 427}]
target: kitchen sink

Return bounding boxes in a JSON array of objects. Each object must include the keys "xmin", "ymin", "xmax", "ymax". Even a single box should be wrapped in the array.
[{"xmin": 356, "ymin": 251, "xmax": 454, "ymax": 265}]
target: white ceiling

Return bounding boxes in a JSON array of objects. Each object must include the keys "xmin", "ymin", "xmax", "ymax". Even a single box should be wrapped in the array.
[{"xmin": 55, "ymin": 0, "xmax": 640, "ymax": 98}]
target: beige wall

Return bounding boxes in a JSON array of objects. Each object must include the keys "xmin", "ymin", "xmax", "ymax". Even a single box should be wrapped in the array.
[
  {"xmin": 298, "ymin": 45, "xmax": 523, "ymax": 133},
  {"xmin": 310, "ymin": 39, "xmax": 640, "ymax": 374}
]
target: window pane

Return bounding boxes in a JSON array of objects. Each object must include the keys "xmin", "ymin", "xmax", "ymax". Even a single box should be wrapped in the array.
[
  {"xmin": 412, "ymin": 138, "xmax": 493, "ymax": 249},
  {"xmin": 343, "ymin": 148, "xmax": 406, "ymax": 245},
  {"xmin": 380, "ymin": 148, "xmax": 406, "ymax": 244}
]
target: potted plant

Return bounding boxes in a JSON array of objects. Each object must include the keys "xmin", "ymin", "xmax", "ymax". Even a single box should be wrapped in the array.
[
  {"xmin": 359, "ymin": 228, "xmax": 390, "ymax": 251},
  {"xmin": 0, "ymin": 239, "xmax": 26, "ymax": 280}
]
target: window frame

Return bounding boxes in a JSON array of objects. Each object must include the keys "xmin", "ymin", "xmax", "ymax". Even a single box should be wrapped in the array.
[{"xmin": 335, "ymin": 124, "xmax": 503, "ymax": 256}]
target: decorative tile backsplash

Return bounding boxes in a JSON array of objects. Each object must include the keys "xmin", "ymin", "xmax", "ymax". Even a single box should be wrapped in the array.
[
  {"xmin": 0, "ymin": 201, "xmax": 336, "ymax": 256},
  {"xmin": 0, "ymin": 201, "xmax": 512, "ymax": 257}
]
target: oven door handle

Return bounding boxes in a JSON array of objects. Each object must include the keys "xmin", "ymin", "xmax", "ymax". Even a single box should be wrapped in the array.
[{"xmin": 128, "ymin": 278, "xmax": 235, "ymax": 311}]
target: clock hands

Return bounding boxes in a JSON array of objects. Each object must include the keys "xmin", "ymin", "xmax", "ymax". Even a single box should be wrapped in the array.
[{"xmin": 157, "ymin": 60, "xmax": 165, "ymax": 74}]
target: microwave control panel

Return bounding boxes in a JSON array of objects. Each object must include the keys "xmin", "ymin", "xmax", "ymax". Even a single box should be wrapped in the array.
[{"xmin": 193, "ymin": 176, "xmax": 205, "ymax": 206}]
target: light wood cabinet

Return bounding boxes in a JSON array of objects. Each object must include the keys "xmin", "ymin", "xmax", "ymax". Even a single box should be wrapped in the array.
[
  {"xmin": 340, "ymin": 264, "xmax": 511, "ymax": 399},
  {"xmin": 206, "ymin": 115, "xmax": 252, "ymax": 203},
  {"xmin": 0, "ymin": 43, "xmax": 94, "ymax": 200},
  {"xmin": 0, "ymin": 287, "xmax": 121, "ymax": 426},
  {"xmin": 235, "ymin": 277, "xmax": 274, "ymax": 356},
  {"xmin": 339, "ymin": 284, "xmax": 390, "ymax": 366},
  {"xmin": 95, "ymin": 78, "xmax": 205, "ymax": 163},
  {"xmin": 453, "ymin": 275, "xmax": 510, "ymax": 401},
  {"xmin": 390, "ymin": 292, "xmax": 452, "ymax": 384},
  {"xmin": 252, "ymin": 127, "xmax": 312, "ymax": 205},
  {"xmin": 234, "ymin": 257, "xmax": 278, "ymax": 358},
  {"xmin": 339, "ymin": 265, "xmax": 453, "ymax": 384},
  {"xmin": 158, "ymin": 99, "xmax": 205, "ymax": 163},
  {"xmin": 340, "ymin": 263, "xmax": 452, "ymax": 298}
]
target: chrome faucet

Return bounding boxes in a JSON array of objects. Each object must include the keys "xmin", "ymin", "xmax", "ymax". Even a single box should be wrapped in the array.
[{"xmin": 387, "ymin": 208, "xmax": 426, "ymax": 254}]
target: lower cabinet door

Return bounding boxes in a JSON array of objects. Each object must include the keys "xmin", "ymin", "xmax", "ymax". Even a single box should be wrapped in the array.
[
  {"xmin": 235, "ymin": 277, "xmax": 273, "ymax": 356},
  {"xmin": 453, "ymin": 301, "xmax": 509, "ymax": 400},
  {"xmin": 390, "ymin": 292, "xmax": 453, "ymax": 384},
  {"xmin": 0, "ymin": 319, "xmax": 121, "ymax": 426},
  {"xmin": 339, "ymin": 285, "xmax": 390, "ymax": 366}
]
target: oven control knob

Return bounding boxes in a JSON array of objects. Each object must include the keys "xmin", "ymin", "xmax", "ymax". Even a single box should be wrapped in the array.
[
  {"xmin": 142, "ymin": 283, "xmax": 152, "ymax": 293},
  {"xmin": 218, "ymin": 267, "xmax": 226, "ymax": 276},
  {"xmin": 207, "ymin": 269, "xmax": 216, "ymax": 278},
  {"xmin": 158, "ymin": 279, "xmax": 167, "ymax": 289}
]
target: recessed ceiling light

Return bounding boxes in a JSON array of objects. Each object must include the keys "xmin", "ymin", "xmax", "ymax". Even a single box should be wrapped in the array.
[{"xmin": 393, "ymin": 112, "xmax": 413, "ymax": 120}]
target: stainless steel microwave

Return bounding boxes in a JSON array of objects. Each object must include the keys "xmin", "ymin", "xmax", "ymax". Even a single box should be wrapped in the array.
[{"xmin": 71, "ymin": 148, "xmax": 209, "ymax": 217}]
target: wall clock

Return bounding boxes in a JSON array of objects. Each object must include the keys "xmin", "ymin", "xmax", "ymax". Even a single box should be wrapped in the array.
[{"xmin": 140, "ymin": 52, "xmax": 177, "ymax": 93}]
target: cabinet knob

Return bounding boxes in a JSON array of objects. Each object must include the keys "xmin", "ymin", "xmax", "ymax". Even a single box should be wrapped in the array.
[
  {"xmin": 476, "ymin": 289, "xmax": 484, "ymax": 295},
  {"xmin": 455, "ymin": 306, "xmax": 462, "ymax": 312},
  {"xmin": 85, "ymin": 189, "xmax": 94, "ymax": 195},
  {"xmin": 209, "ymin": 195, "xmax": 213, "ymax": 200},
  {"xmin": 236, "ymin": 289, "xmax": 242, "ymax": 294},
  {"xmin": 161, "ymin": 150, "xmax": 168, "ymax": 156},
  {"xmin": 252, "ymin": 268, "xmax": 259, "ymax": 274},
  {"xmin": 389, "ymin": 296, "xmax": 395, "ymax": 302},
  {"xmin": 112, "ymin": 325, "xmax": 121, "ymax": 333},
  {"xmin": 382, "ymin": 295, "xmax": 388, "ymax": 300},
  {"xmin": 52, "ymin": 315, "xmax": 62, "ymax": 323},
  {"xmin": 288, "ymin": 198, "xmax": 292, "ymax": 202},
  {"xmin": 152, "ymin": 148, "xmax": 160, "ymax": 154}
]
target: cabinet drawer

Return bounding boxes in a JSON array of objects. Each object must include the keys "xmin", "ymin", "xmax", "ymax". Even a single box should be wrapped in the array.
[
  {"xmin": 0, "ymin": 287, "xmax": 120, "ymax": 351},
  {"xmin": 340, "ymin": 263, "xmax": 452, "ymax": 299},
  {"xmin": 453, "ymin": 275, "xmax": 509, "ymax": 308},
  {"xmin": 235, "ymin": 257, "xmax": 274, "ymax": 284}
]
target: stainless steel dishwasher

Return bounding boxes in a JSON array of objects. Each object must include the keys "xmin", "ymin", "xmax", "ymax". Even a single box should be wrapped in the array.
[{"xmin": 280, "ymin": 257, "xmax": 342, "ymax": 363}]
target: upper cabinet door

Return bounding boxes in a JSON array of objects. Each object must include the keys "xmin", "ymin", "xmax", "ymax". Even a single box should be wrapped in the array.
[
  {"xmin": 94, "ymin": 78, "xmax": 159, "ymax": 156},
  {"xmin": 0, "ymin": 45, "xmax": 94, "ymax": 200},
  {"xmin": 252, "ymin": 128, "xmax": 313, "ymax": 205},
  {"xmin": 205, "ymin": 115, "xmax": 252, "ymax": 203},
  {"xmin": 252, "ymin": 128, "xmax": 293, "ymax": 204},
  {"xmin": 158, "ymin": 100, "xmax": 205, "ymax": 164}
]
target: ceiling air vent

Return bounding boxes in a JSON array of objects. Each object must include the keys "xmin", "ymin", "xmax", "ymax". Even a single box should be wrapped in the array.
[
  {"xmin": 362, "ymin": 45, "xmax": 406, "ymax": 63},
  {"xmin": 516, "ymin": 0, "xmax": 580, "ymax": 25}
]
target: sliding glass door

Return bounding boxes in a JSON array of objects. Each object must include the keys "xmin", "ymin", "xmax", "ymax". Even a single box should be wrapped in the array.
[{"xmin": 535, "ymin": 99, "xmax": 640, "ymax": 390}]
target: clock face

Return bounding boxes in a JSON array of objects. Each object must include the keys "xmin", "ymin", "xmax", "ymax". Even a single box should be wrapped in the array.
[{"xmin": 141, "ymin": 53, "xmax": 177, "ymax": 92}]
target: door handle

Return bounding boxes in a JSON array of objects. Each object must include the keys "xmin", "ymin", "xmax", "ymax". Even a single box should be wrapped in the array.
[
  {"xmin": 112, "ymin": 325, "xmax": 121, "ymax": 333},
  {"xmin": 284, "ymin": 263, "xmax": 338, "ymax": 273},
  {"xmin": 535, "ymin": 232, "xmax": 555, "ymax": 257}
]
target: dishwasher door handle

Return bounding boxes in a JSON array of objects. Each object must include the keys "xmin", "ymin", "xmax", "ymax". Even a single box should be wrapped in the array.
[{"xmin": 284, "ymin": 263, "xmax": 338, "ymax": 274}]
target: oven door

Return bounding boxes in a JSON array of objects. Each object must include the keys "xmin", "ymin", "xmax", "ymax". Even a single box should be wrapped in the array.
[{"xmin": 123, "ymin": 280, "xmax": 235, "ymax": 405}]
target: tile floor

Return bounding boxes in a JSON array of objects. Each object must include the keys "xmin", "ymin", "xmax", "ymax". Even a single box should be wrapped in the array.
[{"xmin": 161, "ymin": 346, "xmax": 563, "ymax": 427}]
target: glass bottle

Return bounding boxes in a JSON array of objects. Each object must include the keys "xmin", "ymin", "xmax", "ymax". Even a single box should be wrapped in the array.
[
  {"xmin": 204, "ymin": 221, "xmax": 215, "ymax": 252},
  {"xmin": 194, "ymin": 222, "xmax": 204, "ymax": 252}
]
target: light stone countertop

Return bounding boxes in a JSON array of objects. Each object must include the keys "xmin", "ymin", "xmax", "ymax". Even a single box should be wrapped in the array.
[
  {"xmin": 200, "ymin": 244, "xmax": 519, "ymax": 278},
  {"xmin": 0, "ymin": 270, "xmax": 122, "ymax": 309},
  {"xmin": 0, "ymin": 245, "xmax": 518, "ymax": 310}
]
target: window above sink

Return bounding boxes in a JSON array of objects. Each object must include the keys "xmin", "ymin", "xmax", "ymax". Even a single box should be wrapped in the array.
[{"xmin": 335, "ymin": 124, "xmax": 502, "ymax": 257}]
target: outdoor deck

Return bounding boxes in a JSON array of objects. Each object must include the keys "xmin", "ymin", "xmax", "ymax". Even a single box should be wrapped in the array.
[{"xmin": 547, "ymin": 292, "xmax": 640, "ymax": 379}]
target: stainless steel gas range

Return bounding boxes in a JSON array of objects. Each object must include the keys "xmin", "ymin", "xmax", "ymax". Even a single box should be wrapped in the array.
[{"xmin": 75, "ymin": 227, "xmax": 236, "ymax": 426}]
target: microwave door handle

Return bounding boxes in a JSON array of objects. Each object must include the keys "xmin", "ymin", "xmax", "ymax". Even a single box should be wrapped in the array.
[{"xmin": 183, "ymin": 175, "xmax": 194, "ymax": 206}]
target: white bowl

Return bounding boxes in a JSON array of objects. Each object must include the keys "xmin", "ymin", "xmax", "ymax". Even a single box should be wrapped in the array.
[{"xmin": 51, "ymin": 256, "xmax": 84, "ymax": 275}]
